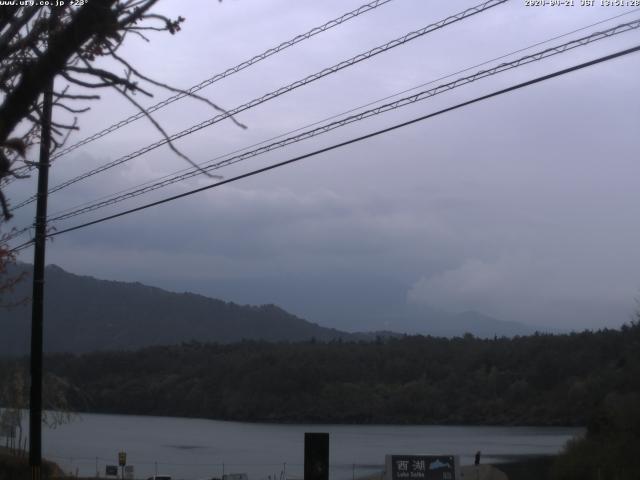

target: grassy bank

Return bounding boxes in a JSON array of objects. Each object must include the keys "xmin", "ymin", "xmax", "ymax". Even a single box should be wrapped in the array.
[
  {"xmin": 0, "ymin": 448, "xmax": 64, "ymax": 480},
  {"xmin": 496, "ymin": 456, "xmax": 555, "ymax": 480}
]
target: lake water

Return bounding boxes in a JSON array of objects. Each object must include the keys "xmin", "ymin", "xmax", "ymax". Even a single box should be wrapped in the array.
[{"xmin": 35, "ymin": 413, "xmax": 581, "ymax": 480}]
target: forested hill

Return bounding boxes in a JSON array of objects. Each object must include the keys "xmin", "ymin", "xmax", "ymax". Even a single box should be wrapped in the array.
[
  {"xmin": 2, "ymin": 263, "xmax": 355, "ymax": 354},
  {"xmin": 1, "ymin": 263, "xmax": 538, "ymax": 355},
  {"xmin": 23, "ymin": 322, "xmax": 640, "ymax": 426}
]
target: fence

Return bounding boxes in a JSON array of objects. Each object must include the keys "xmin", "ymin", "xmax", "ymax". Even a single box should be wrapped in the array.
[
  {"xmin": 46, "ymin": 456, "xmax": 385, "ymax": 480},
  {"xmin": 45, "ymin": 456, "xmax": 640, "ymax": 480}
]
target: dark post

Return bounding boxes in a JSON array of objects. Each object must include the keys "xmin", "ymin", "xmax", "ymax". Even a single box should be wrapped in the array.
[
  {"xmin": 29, "ymin": 30, "xmax": 54, "ymax": 480},
  {"xmin": 304, "ymin": 432, "xmax": 329, "ymax": 480}
]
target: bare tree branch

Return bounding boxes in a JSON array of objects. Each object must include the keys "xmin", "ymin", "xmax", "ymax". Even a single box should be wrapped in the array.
[
  {"xmin": 0, "ymin": 1, "xmax": 237, "ymax": 221},
  {"xmin": 108, "ymin": 46, "xmax": 248, "ymax": 130}
]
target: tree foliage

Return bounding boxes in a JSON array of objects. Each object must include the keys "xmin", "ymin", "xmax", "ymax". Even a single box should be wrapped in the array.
[
  {"xmin": 0, "ymin": 362, "xmax": 78, "ymax": 456},
  {"xmin": 0, "ymin": 230, "xmax": 25, "ymax": 308},
  {"xmin": 550, "ymin": 313, "xmax": 640, "ymax": 480},
  {"xmin": 9, "ymin": 321, "xmax": 638, "ymax": 427}
]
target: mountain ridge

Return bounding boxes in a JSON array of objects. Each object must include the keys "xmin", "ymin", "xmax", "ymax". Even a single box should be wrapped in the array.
[
  {"xmin": 1, "ymin": 263, "xmax": 540, "ymax": 355},
  {"xmin": 2, "ymin": 263, "xmax": 357, "ymax": 355}
]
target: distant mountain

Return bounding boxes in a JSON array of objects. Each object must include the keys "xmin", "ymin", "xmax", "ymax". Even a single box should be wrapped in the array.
[
  {"xmin": 0, "ymin": 263, "xmax": 541, "ymax": 355},
  {"xmin": 175, "ymin": 273, "xmax": 547, "ymax": 339},
  {"xmin": 1, "ymin": 263, "xmax": 355, "ymax": 355},
  {"xmin": 371, "ymin": 306, "xmax": 543, "ymax": 338}
]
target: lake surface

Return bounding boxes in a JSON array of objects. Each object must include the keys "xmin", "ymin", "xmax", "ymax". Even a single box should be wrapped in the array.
[{"xmin": 36, "ymin": 413, "xmax": 582, "ymax": 480}]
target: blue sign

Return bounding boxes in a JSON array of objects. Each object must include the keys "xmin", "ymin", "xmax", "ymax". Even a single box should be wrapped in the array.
[
  {"xmin": 105, "ymin": 465, "xmax": 118, "ymax": 476},
  {"xmin": 389, "ymin": 455, "xmax": 456, "ymax": 480}
]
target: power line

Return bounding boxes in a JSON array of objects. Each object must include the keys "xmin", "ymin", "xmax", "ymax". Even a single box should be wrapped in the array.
[
  {"xmin": 8, "ymin": 238, "xmax": 35, "ymax": 253},
  {"xmin": 53, "ymin": 0, "xmax": 396, "ymax": 159},
  {"xmin": 8, "ymin": 11, "xmax": 639, "ymax": 239},
  {"xmin": 10, "ymin": 0, "xmax": 507, "ymax": 211},
  {"xmin": 15, "ymin": 8, "xmax": 635, "ymax": 245},
  {"xmin": 42, "ymin": 8, "xmax": 640, "ymax": 223},
  {"xmin": 10, "ymin": 43, "xmax": 640, "ymax": 253},
  {"xmin": 44, "ymin": 18, "xmax": 640, "ymax": 223},
  {"xmin": 2, "ymin": 0, "xmax": 397, "ymax": 184},
  {"xmin": 1, "ymin": 225, "xmax": 32, "ymax": 242}
]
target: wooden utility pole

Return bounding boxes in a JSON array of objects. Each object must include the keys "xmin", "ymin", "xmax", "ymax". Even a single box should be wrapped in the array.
[{"xmin": 29, "ymin": 15, "xmax": 55, "ymax": 479}]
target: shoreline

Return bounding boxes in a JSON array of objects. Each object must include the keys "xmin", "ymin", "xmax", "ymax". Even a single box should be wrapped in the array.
[{"xmin": 20, "ymin": 407, "xmax": 587, "ymax": 429}]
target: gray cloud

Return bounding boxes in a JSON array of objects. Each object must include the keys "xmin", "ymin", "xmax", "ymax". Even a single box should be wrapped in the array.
[{"xmin": 4, "ymin": 0, "xmax": 640, "ymax": 332}]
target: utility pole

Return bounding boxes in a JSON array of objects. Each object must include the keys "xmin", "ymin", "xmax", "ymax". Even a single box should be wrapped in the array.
[{"xmin": 29, "ymin": 10, "xmax": 55, "ymax": 480}]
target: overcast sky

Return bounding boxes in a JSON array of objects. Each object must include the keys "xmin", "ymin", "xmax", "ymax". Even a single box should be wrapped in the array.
[{"xmin": 4, "ymin": 0, "xmax": 640, "ymax": 332}]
